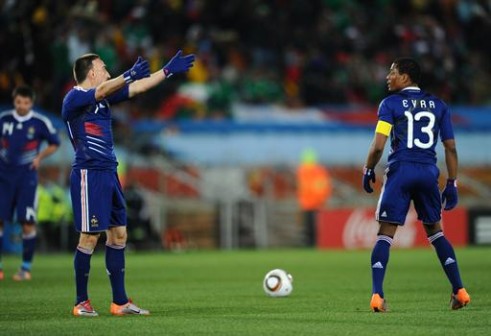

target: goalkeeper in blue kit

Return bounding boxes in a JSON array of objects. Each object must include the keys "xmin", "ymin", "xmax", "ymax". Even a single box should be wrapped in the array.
[
  {"xmin": 62, "ymin": 51, "xmax": 194, "ymax": 316},
  {"xmin": 362, "ymin": 57, "xmax": 470, "ymax": 312}
]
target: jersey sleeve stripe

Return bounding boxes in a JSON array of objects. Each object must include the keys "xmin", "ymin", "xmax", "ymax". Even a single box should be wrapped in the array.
[{"xmin": 33, "ymin": 112, "xmax": 57, "ymax": 134}]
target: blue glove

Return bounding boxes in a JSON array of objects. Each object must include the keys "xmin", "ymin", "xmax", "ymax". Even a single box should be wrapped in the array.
[
  {"xmin": 362, "ymin": 167, "xmax": 376, "ymax": 193},
  {"xmin": 442, "ymin": 179, "xmax": 458, "ymax": 210},
  {"xmin": 123, "ymin": 56, "xmax": 150, "ymax": 84},
  {"xmin": 163, "ymin": 50, "xmax": 195, "ymax": 78}
]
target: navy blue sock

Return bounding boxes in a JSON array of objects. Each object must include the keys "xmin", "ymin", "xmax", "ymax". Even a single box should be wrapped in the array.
[
  {"xmin": 21, "ymin": 231, "xmax": 37, "ymax": 271},
  {"xmin": 105, "ymin": 244, "xmax": 128, "ymax": 305},
  {"xmin": 74, "ymin": 246, "xmax": 93, "ymax": 305},
  {"xmin": 371, "ymin": 235, "xmax": 393, "ymax": 298},
  {"xmin": 428, "ymin": 232, "xmax": 463, "ymax": 294}
]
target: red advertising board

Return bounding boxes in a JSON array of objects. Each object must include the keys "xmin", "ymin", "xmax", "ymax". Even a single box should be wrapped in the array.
[{"xmin": 317, "ymin": 207, "xmax": 468, "ymax": 249}]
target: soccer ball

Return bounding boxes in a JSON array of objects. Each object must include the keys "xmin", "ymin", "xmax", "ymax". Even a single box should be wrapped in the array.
[{"xmin": 263, "ymin": 269, "xmax": 293, "ymax": 297}]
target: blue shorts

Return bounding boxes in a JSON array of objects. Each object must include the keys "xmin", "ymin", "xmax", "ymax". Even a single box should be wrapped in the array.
[
  {"xmin": 70, "ymin": 169, "xmax": 126, "ymax": 233},
  {"xmin": 0, "ymin": 165, "xmax": 37, "ymax": 223},
  {"xmin": 376, "ymin": 162, "xmax": 441, "ymax": 225}
]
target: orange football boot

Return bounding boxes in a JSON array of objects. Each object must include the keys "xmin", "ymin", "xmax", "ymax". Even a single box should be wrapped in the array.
[
  {"xmin": 110, "ymin": 299, "xmax": 150, "ymax": 316},
  {"xmin": 451, "ymin": 288, "xmax": 470, "ymax": 310},
  {"xmin": 12, "ymin": 269, "xmax": 31, "ymax": 281},
  {"xmin": 73, "ymin": 299, "xmax": 98, "ymax": 317},
  {"xmin": 370, "ymin": 293, "xmax": 388, "ymax": 312}
]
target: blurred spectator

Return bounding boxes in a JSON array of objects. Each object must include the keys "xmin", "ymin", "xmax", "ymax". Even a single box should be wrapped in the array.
[
  {"xmin": 296, "ymin": 148, "xmax": 332, "ymax": 247},
  {"xmin": 125, "ymin": 182, "xmax": 159, "ymax": 249},
  {"xmin": 162, "ymin": 223, "xmax": 187, "ymax": 252},
  {"xmin": 0, "ymin": 0, "xmax": 490, "ymax": 119},
  {"xmin": 37, "ymin": 174, "xmax": 72, "ymax": 251}
]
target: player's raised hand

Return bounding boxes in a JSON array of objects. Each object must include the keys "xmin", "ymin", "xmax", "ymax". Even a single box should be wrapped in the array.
[
  {"xmin": 442, "ymin": 179, "xmax": 458, "ymax": 210},
  {"xmin": 362, "ymin": 166, "xmax": 376, "ymax": 193},
  {"xmin": 163, "ymin": 50, "xmax": 195, "ymax": 78},
  {"xmin": 123, "ymin": 56, "xmax": 150, "ymax": 84}
]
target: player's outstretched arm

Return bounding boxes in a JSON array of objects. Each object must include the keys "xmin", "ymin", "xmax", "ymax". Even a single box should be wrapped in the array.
[
  {"xmin": 129, "ymin": 50, "xmax": 195, "ymax": 98},
  {"xmin": 95, "ymin": 57, "xmax": 150, "ymax": 101}
]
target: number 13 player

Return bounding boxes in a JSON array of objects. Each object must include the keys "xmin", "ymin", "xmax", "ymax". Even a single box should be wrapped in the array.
[{"xmin": 362, "ymin": 57, "xmax": 471, "ymax": 312}]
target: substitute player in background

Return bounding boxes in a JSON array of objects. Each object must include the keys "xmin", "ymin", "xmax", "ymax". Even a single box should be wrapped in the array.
[
  {"xmin": 362, "ymin": 57, "xmax": 470, "ymax": 312},
  {"xmin": 0, "ymin": 85, "xmax": 60, "ymax": 281},
  {"xmin": 62, "ymin": 50, "xmax": 194, "ymax": 317}
]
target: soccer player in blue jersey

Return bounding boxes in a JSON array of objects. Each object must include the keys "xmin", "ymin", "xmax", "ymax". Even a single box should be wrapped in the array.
[
  {"xmin": 0, "ymin": 85, "xmax": 60, "ymax": 281},
  {"xmin": 62, "ymin": 50, "xmax": 194, "ymax": 317},
  {"xmin": 362, "ymin": 57, "xmax": 471, "ymax": 312}
]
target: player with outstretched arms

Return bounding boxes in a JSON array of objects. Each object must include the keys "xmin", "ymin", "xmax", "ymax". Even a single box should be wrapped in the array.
[
  {"xmin": 62, "ymin": 51, "xmax": 194, "ymax": 316},
  {"xmin": 362, "ymin": 57, "xmax": 470, "ymax": 312}
]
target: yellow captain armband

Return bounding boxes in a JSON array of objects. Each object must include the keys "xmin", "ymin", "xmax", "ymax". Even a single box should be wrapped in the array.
[{"xmin": 375, "ymin": 120, "xmax": 392, "ymax": 136}]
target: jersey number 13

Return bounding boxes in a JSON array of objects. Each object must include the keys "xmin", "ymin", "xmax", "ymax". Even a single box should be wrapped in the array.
[{"xmin": 404, "ymin": 111, "xmax": 435, "ymax": 149}]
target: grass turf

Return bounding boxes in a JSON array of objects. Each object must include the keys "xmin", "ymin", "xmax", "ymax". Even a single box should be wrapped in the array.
[{"xmin": 0, "ymin": 247, "xmax": 490, "ymax": 335}]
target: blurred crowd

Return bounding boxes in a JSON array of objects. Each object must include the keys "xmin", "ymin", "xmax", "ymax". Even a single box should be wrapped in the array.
[{"xmin": 1, "ymin": 0, "xmax": 490, "ymax": 121}]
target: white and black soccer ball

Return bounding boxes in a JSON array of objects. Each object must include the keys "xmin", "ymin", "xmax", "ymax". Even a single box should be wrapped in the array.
[{"xmin": 263, "ymin": 269, "xmax": 293, "ymax": 297}]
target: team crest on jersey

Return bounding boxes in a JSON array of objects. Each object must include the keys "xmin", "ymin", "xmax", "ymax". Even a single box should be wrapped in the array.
[
  {"xmin": 90, "ymin": 215, "xmax": 99, "ymax": 227},
  {"xmin": 27, "ymin": 126, "xmax": 35, "ymax": 139}
]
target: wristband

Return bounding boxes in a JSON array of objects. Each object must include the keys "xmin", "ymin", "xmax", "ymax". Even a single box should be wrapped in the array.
[
  {"xmin": 123, "ymin": 70, "xmax": 137, "ymax": 84},
  {"xmin": 163, "ymin": 68, "xmax": 173, "ymax": 78}
]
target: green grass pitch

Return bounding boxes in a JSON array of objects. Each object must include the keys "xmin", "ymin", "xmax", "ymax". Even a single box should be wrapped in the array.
[{"xmin": 1, "ymin": 247, "xmax": 490, "ymax": 335}]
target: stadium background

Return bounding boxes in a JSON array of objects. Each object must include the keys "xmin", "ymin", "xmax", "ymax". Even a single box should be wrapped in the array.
[{"xmin": 1, "ymin": 0, "xmax": 491, "ymax": 252}]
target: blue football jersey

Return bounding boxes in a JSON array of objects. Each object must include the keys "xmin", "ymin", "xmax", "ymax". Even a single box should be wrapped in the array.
[
  {"xmin": 0, "ymin": 110, "xmax": 60, "ymax": 167},
  {"xmin": 378, "ymin": 87, "xmax": 454, "ymax": 165},
  {"xmin": 61, "ymin": 86, "xmax": 129, "ymax": 170}
]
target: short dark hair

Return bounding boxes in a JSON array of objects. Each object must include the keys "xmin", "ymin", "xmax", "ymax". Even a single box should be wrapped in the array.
[
  {"xmin": 73, "ymin": 53, "xmax": 100, "ymax": 84},
  {"xmin": 393, "ymin": 57, "xmax": 421, "ymax": 85},
  {"xmin": 12, "ymin": 85, "xmax": 35, "ymax": 101}
]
